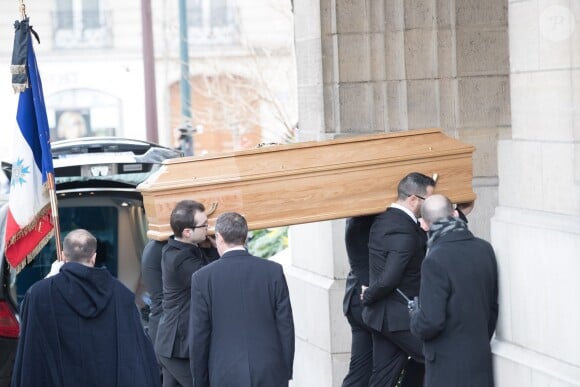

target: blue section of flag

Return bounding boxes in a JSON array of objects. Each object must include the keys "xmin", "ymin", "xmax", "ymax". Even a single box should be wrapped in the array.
[{"xmin": 15, "ymin": 36, "xmax": 54, "ymax": 184}]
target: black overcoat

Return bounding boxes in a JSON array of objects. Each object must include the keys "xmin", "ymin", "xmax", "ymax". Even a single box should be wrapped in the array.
[
  {"xmin": 11, "ymin": 262, "xmax": 159, "ymax": 387},
  {"xmin": 410, "ymin": 229, "xmax": 499, "ymax": 387}
]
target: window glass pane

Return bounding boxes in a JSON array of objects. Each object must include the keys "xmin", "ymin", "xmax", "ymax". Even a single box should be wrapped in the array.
[
  {"xmin": 56, "ymin": 0, "xmax": 73, "ymax": 29},
  {"xmin": 15, "ymin": 206, "xmax": 119, "ymax": 305},
  {"xmin": 211, "ymin": 0, "xmax": 230, "ymax": 27},
  {"xmin": 187, "ymin": 0, "xmax": 203, "ymax": 27},
  {"xmin": 82, "ymin": 0, "xmax": 101, "ymax": 28}
]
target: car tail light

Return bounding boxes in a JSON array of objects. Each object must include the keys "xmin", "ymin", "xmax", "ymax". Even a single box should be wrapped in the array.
[{"xmin": 0, "ymin": 300, "xmax": 19, "ymax": 338}]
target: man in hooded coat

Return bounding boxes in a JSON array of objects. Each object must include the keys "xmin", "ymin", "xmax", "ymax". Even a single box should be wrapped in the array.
[{"xmin": 11, "ymin": 229, "xmax": 160, "ymax": 387}]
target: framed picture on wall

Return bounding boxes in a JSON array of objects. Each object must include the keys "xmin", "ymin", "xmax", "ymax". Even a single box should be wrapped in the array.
[{"xmin": 53, "ymin": 109, "xmax": 91, "ymax": 141}]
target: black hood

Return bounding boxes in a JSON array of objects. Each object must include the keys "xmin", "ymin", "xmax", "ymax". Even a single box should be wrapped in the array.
[{"xmin": 54, "ymin": 262, "xmax": 114, "ymax": 319}]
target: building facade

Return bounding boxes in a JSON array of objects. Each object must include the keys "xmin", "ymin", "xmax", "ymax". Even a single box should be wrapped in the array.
[
  {"xmin": 0, "ymin": 0, "xmax": 297, "ymax": 159},
  {"xmin": 288, "ymin": 0, "xmax": 580, "ymax": 386}
]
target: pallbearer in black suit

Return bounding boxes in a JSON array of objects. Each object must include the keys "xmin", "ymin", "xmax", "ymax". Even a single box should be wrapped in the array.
[
  {"xmin": 141, "ymin": 239, "xmax": 168, "ymax": 383},
  {"xmin": 189, "ymin": 212, "xmax": 295, "ymax": 387},
  {"xmin": 156, "ymin": 200, "xmax": 219, "ymax": 387},
  {"xmin": 341, "ymin": 215, "xmax": 375, "ymax": 387},
  {"xmin": 361, "ymin": 172, "xmax": 436, "ymax": 387},
  {"xmin": 410, "ymin": 195, "xmax": 498, "ymax": 387}
]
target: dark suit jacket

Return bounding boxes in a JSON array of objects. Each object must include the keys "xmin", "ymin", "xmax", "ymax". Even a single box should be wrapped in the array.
[
  {"xmin": 189, "ymin": 249, "xmax": 295, "ymax": 387},
  {"xmin": 141, "ymin": 239, "xmax": 166, "ymax": 347},
  {"xmin": 155, "ymin": 237, "xmax": 218, "ymax": 359},
  {"xmin": 362, "ymin": 207, "xmax": 427, "ymax": 333},
  {"xmin": 343, "ymin": 215, "xmax": 375, "ymax": 316},
  {"xmin": 410, "ymin": 230, "xmax": 498, "ymax": 387}
]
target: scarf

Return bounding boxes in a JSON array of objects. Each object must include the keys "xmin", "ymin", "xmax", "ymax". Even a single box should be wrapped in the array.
[{"xmin": 427, "ymin": 216, "xmax": 467, "ymax": 249}]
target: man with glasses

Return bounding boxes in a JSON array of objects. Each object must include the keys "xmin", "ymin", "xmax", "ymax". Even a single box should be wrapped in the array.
[
  {"xmin": 361, "ymin": 172, "xmax": 435, "ymax": 387},
  {"xmin": 155, "ymin": 200, "xmax": 218, "ymax": 387}
]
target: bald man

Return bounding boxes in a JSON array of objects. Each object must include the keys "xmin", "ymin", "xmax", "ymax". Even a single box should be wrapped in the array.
[
  {"xmin": 410, "ymin": 195, "xmax": 498, "ymax": 387},
  {"xmin": 12, "ymin": 229, "xmax": 160, "ymax": 387}
]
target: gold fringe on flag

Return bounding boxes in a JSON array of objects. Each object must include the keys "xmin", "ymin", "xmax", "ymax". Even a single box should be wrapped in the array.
[{"xmin": 5, "ymin": 201, "xmax": 54, "ymax": 274}]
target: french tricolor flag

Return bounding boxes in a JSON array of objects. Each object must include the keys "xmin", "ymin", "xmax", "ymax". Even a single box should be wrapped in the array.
[{"xmin": 5, "ymin": 19, "xmax": 55, "ymax": 270}]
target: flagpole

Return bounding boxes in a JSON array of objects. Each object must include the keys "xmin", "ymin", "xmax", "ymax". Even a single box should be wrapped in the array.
[
  {"xmin": 18, "ymin": 0, "xmax": 26, "ymax": 20},
  {"xmin": 47, "ymin": 173, "xmax": 63, "ymax": 261}
]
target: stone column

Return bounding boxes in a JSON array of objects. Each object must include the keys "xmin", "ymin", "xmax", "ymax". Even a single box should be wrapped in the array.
[
  {"xmin": 291, "ymin": 0, "xmax": 512, "ymax": 385},
  {"xmin": 291, "ymin": 0, "xmax": 377, "ymax": 384},
  {"xmin": 283, "ymin": 220, "xmax": 350, "ymax": 386},
  {"xmin": 491, "ymin": 1, "xmax": 580, "ymax": 385}
]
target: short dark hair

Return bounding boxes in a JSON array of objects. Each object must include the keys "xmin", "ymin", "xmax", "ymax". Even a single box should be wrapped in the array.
[
  {"xmin": 397, "ymin": 172, "xmax": 436, "ymax": 200},
  {"xmin": 63, "ymin": 229, "xmax": 97, "ymax": 263},
  {"xmin": 215, "ymin": 212, "xmax": 248, "ymax": 246},
  {"xmin": 170, "ymin": 200, "xmax": 206, "ymax": 236}
]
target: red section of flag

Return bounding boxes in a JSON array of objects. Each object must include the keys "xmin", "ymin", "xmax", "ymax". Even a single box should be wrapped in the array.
[{"xmin": 5, "ymin": 209, "xmax": 54, "ymax": 270}]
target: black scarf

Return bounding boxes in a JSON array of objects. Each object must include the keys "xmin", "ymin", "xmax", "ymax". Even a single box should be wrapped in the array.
[{"xmin": 427, "ymin": 216, "xmax": 467, "ymax": 249}]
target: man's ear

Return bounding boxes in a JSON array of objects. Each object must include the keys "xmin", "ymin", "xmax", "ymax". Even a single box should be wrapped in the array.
[
  {"xmin": 90, "ymin": 252, "xmax": 97, "ymax": 266},
  {"xmin": 453, "ymin": 209, "xmax": 459, "ymax": 218},
  {"xmin": 215, "ymin": 232, "xmax": 226, "ymax": 256}
]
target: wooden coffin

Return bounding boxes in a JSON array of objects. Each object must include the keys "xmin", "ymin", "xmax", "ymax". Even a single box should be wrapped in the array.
[{"xmin": 138, "ymin": 128, "xmax": 475, "ymax": 241}]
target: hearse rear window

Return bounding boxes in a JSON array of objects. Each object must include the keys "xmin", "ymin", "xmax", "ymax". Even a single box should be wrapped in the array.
[{"xmin": 14, "ymin": 206, "xmax": 119, "ymax": 304}]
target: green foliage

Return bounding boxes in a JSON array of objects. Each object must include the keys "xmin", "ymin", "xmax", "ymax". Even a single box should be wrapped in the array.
[{"xmin": 247, "ymin": 226, "xmax": 289, "ymax": 259}]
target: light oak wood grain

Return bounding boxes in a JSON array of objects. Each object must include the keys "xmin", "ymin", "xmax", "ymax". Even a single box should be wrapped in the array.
[{"xmin": 138, "ymin": 128, "xmax": 475, "ymax": 240}]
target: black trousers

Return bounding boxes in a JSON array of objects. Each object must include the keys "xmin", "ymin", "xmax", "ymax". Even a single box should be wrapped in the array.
[
  {"xmin": 158, "ymin": 354, "xmax": 193, "ymax": 387},
  {"xmin": 368, "ymin": 329, "xmax": 424, "ymax": 387},
  {"xmin": 342, "ymin": 302, "xmax": 373, "ymax": 387}
]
